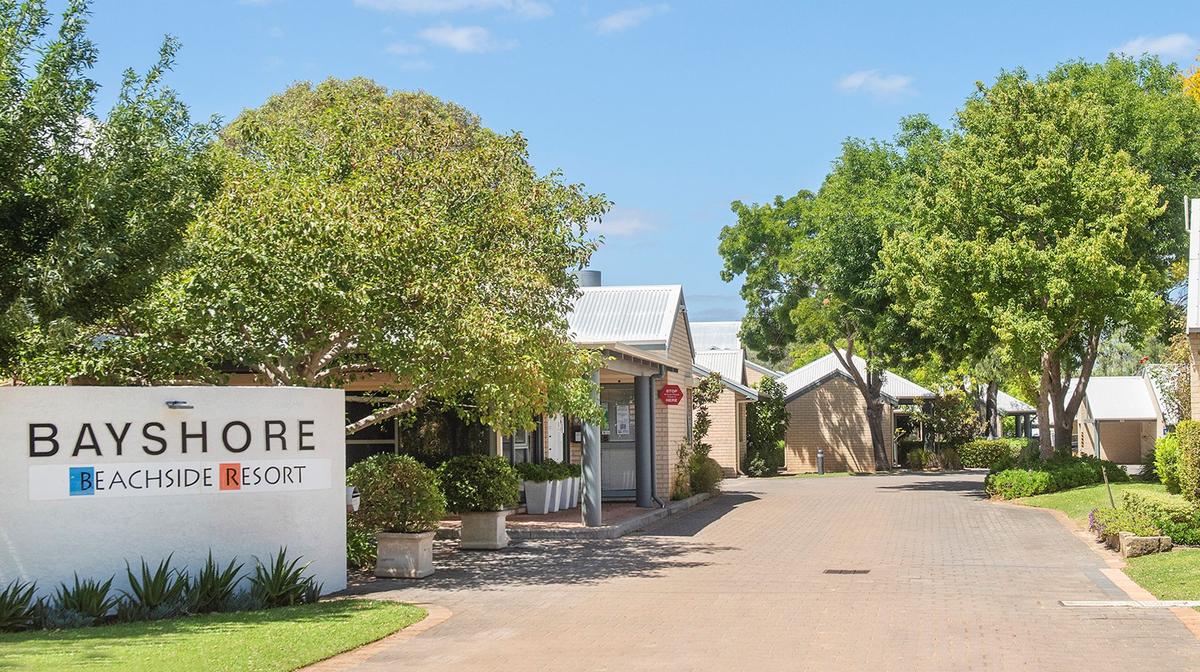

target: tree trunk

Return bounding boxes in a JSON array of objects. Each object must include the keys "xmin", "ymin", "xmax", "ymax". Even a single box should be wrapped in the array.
[
  {"xmin": 865, "ymin": 399, "xmax": 890, "ymax": 471},
  {"xmin": 1037, "ymin": 358, "xmax": 1053, "ymax": 459},
  {"xmin": 985, "ymin": 380, "xmax": 1000, "ymax": 439}
]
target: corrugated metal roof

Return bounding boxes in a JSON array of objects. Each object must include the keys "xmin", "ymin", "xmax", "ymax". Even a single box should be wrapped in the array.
[
  {"xmin": 696, "ymin": 349, "xmax": 744, "ymax": 384},
  {"xmin": 777, "ymin": 352, "xmax": 934, "ymax": 403},
  {"xmin": 997, "ymin": 390, "xmax": 1035, "ymax": 415},
  {"xmin": 567, "ymin": 285, "xmax": 683, "ymax": 346},
  {"xmin": 691, "ymin": 321, "xmax": 743, "ymax": 352},
  {"xmin": 693, "ymin": 363, "xmax": 758, "ymax": 400},
  {"xmin": 1071, "ymin": 376, "xmax": 1158, "ymax": 421}
]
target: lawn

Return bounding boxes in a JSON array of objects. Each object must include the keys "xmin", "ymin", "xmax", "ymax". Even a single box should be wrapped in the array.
[
  {"xmin": 0, "ymin": 599, "xmax": 425, "ymax": 672},
  {"xmin": 1015, "ymin": 482, "xmax": 1166, "ymax": 522},
  {"xmin": 1124, "ymin": 549, "xmax": 1200, "ymax": 601}
]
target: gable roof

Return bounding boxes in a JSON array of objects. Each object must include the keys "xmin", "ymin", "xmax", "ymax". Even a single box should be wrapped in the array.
[
  {"xmin": 567, "ymin": 285, "xmax": 687, "ymax": 349},
  {"xmin": 1070, "ymin": 376, "xmax": 1159, "ymax": 421},
  {"xmin": 693, "ymin": 362, "xmax": 758, "ymax": 400},
  {"xmin": 997, "ymin": 390, "xmax": 1035, "ymax": 415},
  {"xmin": 695, "ymin": 349, "xmax": 744, "ymax": 384},
  {"xmin": 777, "ymin": 352, "xmax": 934, "ymax": 404},
  {"xmin": 690, "ymin": 321, "xmax": 743, "ymax": 352}
]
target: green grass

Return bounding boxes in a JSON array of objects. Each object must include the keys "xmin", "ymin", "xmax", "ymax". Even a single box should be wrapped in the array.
[
  {"xmin": 0, "ymin": 599, "xmax": 425, "ymax": 672},
  {"xmin": 1124, "ymin": 549, "xmax": 1200, "ymax": 601},
  {"xmin": 1016, "ymin": 482, "xmax": 1166, "ymax": 522}
]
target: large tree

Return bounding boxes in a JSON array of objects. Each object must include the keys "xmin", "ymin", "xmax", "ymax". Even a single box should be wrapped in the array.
[
  {"xmin": 887, "ymin": 71, "xmax": 1169, "ymax": 457},
  {"xmin": 20, "ymin": 78, "xmax": 607, "ymax": 436},
  {"xmin": 720, "ymin": 116, "xmax": 943, "ymax": 468},
  {"xmin": 0, "ymin": 0, "xmax": 215, "ymax": 370}
]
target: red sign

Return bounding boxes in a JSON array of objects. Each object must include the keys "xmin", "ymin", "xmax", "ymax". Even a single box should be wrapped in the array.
[{"xmin": 658, "ymin": 384, "xmax": 684, "ymax": 406}]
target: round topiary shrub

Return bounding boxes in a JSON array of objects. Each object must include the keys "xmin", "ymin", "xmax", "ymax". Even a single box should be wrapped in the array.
[
  {"xmin": 690, "ymin": 456, "xmax": 724, "ymax": 495},
  {"xmin": 347, "ymin": 453, "xmax": 446, "ymax": 534},
  {"xmin": 438, "ymin": 455, "xmax": 520, "ymax": 513}
]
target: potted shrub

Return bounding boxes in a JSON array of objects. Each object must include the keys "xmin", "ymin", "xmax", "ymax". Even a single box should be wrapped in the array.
[
  {"xmin": 554, "ymin": 461, "xmax": 572, "ymax": 510},
  {"xmin": 348, "ymin": 454, "xmax": 446, "ymax": 579},
  {"xmin": 515, "ymin": 462, "xmax": 555, "ymax": 515},
  {"xmin": 440, "ymin": 455, "xmax": 520, "ymax": 549},
  {"xmin": 568, "ymin": 463, "xmax": 582, "ymax": 507}
]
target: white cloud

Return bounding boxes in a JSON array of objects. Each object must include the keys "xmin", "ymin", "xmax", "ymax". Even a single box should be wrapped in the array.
[
  {"xmin": 593, "ymin": 208, "xmax": 656, "ymax": 237},
  {"xmin": 354, "ymin": 0, "xmax": 551, "ymax": 19},
  {"xmin": 1116, "ymin": 33, "xmax": 1198, "ymax": 59},
  {"xmin": 385, "ymin": 41, "xmax": 424, "ymax": 55},
  {"xmin": 836, "ymin": 70, "xmax": 914, "ymax": 99},
  {"xmin": 596, "ymin": 4, "xmax": 668, "ymax": 35},
  {"xmin": 419, "ymin": 25, "xmax": 515, "ymax": 53}
]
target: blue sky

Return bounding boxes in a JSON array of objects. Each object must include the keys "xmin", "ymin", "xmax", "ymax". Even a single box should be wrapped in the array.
[{"xmin": 75, "ymin": 0, "xmax": 1197, "ymax": 320}]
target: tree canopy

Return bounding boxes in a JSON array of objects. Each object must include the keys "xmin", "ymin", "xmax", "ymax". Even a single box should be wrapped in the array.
[
  {"xmin": 17, "ymin": 78, "xmax": 609, "ymax": 435},
  {"xmin": 885, "ymin": 68, "xmax": 1171, "ymax": 455},
  {"xmin": 0, "ymin": 0, "xmax": 216, "ymax": 371},
  {"xmin": 720, "ymin": 115, "xmax": 944, "ymax": 466}
]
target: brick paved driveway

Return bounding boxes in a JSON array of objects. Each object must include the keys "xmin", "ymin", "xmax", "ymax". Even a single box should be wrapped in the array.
[{"xmin": 341, "ymin": 472, "xmax": 1200, "ymax": 671}]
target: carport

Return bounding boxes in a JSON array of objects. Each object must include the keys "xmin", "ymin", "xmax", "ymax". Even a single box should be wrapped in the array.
[{"xmin": 1073, "ymin": 376, "xmax": 1163, "ymax": 465}]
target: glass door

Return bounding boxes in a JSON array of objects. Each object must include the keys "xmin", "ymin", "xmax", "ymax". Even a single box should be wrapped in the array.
[{"xmin": 600, "ymin": 384, "xmax": 636, "ymax": 498}]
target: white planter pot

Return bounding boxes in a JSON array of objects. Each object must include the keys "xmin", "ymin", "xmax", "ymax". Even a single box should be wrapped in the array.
[
  {"xmin": 524, "ymin": 480, "xmax": 554, "ymax": 515},
  {"xmin": 460, "ymin": 510, "xmax": 512, "ymax": 550},
  {"xmin": 374, "ymin": 531, "xmax": 435, "ymax": 579},
  {"xmin": 572, "ymin": 476, "xmax": 581, "ymax": 507},
  {"xmin": 548, "ymin": 479, "xmax": 561, "ymax": 512},
  {"xmin": 558, "ymin": 477, "xmax": 572, "ymax": 509}
]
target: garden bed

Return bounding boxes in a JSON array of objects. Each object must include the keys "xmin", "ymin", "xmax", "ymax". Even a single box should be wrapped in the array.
[{"xmin": 0, "ymin": 599, "xmax": 425, "ymax": 672}]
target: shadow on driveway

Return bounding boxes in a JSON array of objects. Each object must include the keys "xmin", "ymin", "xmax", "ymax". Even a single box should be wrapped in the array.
[
  {"xmin": 877, "ymin": 472, "xmax": 988, "ymax": 499},
  {"xmin": 344, "ymin": 534, "xmax": 736, "ymax": 595},
  {"xmin": 642, "ymin": 492, "xmax": 760, "ymax": 538}
]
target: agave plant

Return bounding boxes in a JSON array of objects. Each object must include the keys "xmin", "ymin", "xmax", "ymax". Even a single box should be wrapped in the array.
[
  {"xmin": 54, "ymin": 574, "xmax": 118, "ymax": 625},
  {"xmin": 187, "ymin": 551, "xmax": 244, "ymax": 614},
  {"xmin": 249, "ymin": 547, "xmax": 313, "ymax": 609},
  {"xmin": 0, "ymin": 579, "xmax": 39, "ymax": 632},
  {"xmin": 119, "ymin": 555, "xmax": 189, "ymax": 621}
]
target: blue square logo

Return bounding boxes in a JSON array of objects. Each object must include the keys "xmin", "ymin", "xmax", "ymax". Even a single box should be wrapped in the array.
[{"xmin": 69, "ymin": 467, "xmax": 95, "ymax": 496}]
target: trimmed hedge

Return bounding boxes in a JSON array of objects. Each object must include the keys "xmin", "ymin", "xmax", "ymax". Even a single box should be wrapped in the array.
[
  {"xmin": 1122, "ymin": 489, "xmax": 1200, "ymax": 545},
  {"xmin": 959, "ymin": 438, "xmax": 1032, "ymax": 469},
  {"xmin": 984, "ymin": 455, "xmax": 1130, "ymax": 500},
  {"xmin": 438, "ymin": 455, "xmax": 520, "ymax": 513},
  {"xmin": 1178, "ymin": 420, "xmax": 1200, "ymax": 504},
  {"xmin": 1155, "ymin": 433, "xmax": 1181, "ymax": 493}
]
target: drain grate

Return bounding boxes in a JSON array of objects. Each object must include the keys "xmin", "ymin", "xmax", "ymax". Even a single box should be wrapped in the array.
[{"xmin": 823, "ymin": 569, "xmax": 870, "ymax": 575}]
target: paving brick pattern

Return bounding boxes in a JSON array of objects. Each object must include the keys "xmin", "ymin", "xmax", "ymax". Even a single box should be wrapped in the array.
[{"xmin": 340, "ymin": 472, "xmax": 1200, "ymax": 671}]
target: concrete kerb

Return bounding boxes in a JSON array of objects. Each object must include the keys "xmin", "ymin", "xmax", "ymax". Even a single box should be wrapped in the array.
[
  {"xmin": 301, "ymin": 601, "xmax": 453, "ymax": 671},
  {"xmin": 992, "ymin": 497, "xmax": 1200, "ymax": 641},
  {"xmin": 436, "ymin": 491, "xmax": 716, "ymax": 541}
]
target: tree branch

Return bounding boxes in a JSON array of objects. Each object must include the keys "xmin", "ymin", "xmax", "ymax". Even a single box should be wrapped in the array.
[{"xmin": 345, "ymin": 387, "xmax": 429, "ymax": 435}]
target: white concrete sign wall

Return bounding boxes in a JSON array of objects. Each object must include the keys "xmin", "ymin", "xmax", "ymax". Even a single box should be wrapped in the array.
[{"xmin": 0, "ymin": 386, "xmax": 347, "ymax": 596}]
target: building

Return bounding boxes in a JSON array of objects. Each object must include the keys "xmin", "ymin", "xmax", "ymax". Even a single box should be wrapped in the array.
[
  {"xmin": 1187, "ymin": 197, "xmax": 1200, "ymax": 420},
  {"xmin": 776, "ymin": 352, "xmax": 934, "ymax": 472},
  {"xmin": 1071, "ymin": 374, "xmax": 1168, "ymax": 465},
  {"xmin": 689, "ymin": 321, "xmax": 775, "ymax": 476}
]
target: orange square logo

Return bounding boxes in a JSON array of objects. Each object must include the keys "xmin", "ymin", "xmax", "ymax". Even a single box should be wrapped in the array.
[{"xmin": 220, "ymin": 463, "xmax": 241, "ymax": 491}]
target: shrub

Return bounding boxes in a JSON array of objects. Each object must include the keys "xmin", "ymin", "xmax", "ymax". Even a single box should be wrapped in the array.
[
  {"xmin": 349, "ymin": 453, "xmax": 446, "ymax": 534},
  {"xmin": 1140, "ymin": 447, "xmax": 1158, "ymax": 482},
  {"xmin": 959, "ymin": 439, "xmax": 1027, "ymax": 469},
  {"xmin": 53, "ymin": 574, "xmax": 119, "ymax": 626},
  {"xmin": 690, "ymin": 456, "xmax": 723, "ymax": 495},
  {"xmin": 118, "ymin": 555, "xmax": 189, "ymax": 621},
  {"xmin": 566, "ymin": 463, "xmax": 581, "ymax": 478},
  {"xmin": 346, "ymin": 520, "xmax": 377, "ymax": 569},
  {"xmin": 1122, "ymin": 489, "xmax": 1200, "ymax": 545},
  {"xmin": 249, "ymin": 547, "xmax": 319, "ymax": 609},
  {"xmin": 1155, "ymin": 433, "xmax": 1182, "ymax": 494},
  {"xmin": 984, "ymin": 455, "xmax": 1130, "ymax": 499},
  {"xmin": 1090, "ymin": 506, "xmax": 1161, "ymax": 539},
  {"xmin": 1176, "ymin": 420, "xmax": 1200, "ymax": 503},
  {"xmin": 515, "ymin": 461, "xmax": 554, "ymax": 482},
  {"xmin": 187, "ymin": 552, "xmax": 244, "ymax": 614},
  {"xmin": 0, "ymin": 579, "xmax": 39, "ymax": 632},
  {"xmin": 438, "ymin": 455, "xmax": 520, "ymax": 512},
  {"xmin": 939, "ymin": 447, "xmax": 963, "ymax": 471}
]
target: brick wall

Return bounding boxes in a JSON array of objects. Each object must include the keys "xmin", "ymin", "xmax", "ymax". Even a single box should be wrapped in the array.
[
  {"xmin": 1191, "ymin": 333, "xmax": 1200, "ymax": 421},
  {"xmin": 703, "ymin": 388, "xmax": 741, "ymax": 476},
  {"xmin": 783, "ymin": 376, "xmax": 886, "ymax": 473}
]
